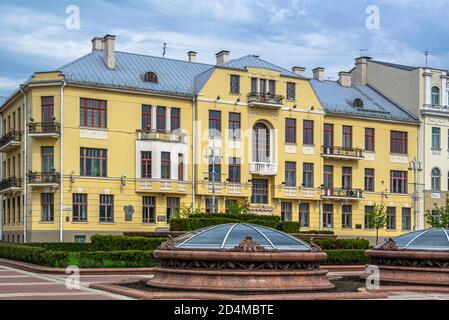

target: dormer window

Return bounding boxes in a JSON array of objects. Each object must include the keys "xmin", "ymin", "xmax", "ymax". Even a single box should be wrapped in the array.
[
  {"xmin": 144, "ymin": 72, "xmax": 158, "ymax": 84},
  {"xmin": 353, "ymin": 98, "xmax": 364, "ymax": 109}
]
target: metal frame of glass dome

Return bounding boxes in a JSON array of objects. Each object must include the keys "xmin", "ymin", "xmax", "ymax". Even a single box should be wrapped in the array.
[
  {"xmin": 172, "ymin": 223, "xmax": 312, "ymax": 251},
  {"xmin": 380, "ymin": 228, "xmax": 449, "ymax": 251}
]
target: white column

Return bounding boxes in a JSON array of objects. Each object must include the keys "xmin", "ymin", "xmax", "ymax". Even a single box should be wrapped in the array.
[
  {"xmin": 424, "ymin": 70, "xmax": 432, "ymax": 106},
  {"xmin": 166, "ymin": 107, "xmax": 171, "ymax": 133},
  {"xmin": 441, "ymin": 73, "xmax": 448, "ymax": 107},
  {"xmin": 151, "ymin": 106, "xmax": 157, "ymax": 131}
]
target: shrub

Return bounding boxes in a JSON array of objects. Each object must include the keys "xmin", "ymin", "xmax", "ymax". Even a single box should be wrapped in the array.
[
  {"xmin": 246, "ymin": 219, "xmax": 279, "ymax": 229},
  {"xmin": 187, "ymin": 213, "xmax": 280, "ymax": 223},
  {"xmin": 310, "ymin": 238, "xmax": 370, "ymax": 250},
  {"xmin": 39, "ymin": 251, "xmax": 70, "ymax": 268},
  {"xmin": 0, "ymin": 244, "xmax": 46, "ymax": 265},
  {"xmin": 24, "ymin": 243, "xmax": 91, "ymax": 252},
  {"xmin": 298, "ymin": 230, "xmax": 335, "ymax": 235},
  {"xmin": 170, "ymin": 218, "xmax": 240, "ymax": 231},
  {"xmin": 77, "ymin": 250, "xmax": 159, "ymax": 268},
  {"xmin": 90, "ymin": 235, "xmax": 165, "ymax": 251},
  {"xmin": 278, "ymin": 222, "xmax": 301, "ymax": 233},
  {"xmin": 324, "ymin": 249, "xmax": 370, "ymax": 265}
]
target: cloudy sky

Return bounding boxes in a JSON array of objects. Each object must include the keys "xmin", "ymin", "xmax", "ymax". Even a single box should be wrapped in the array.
[{"xmin": 1, "ymin": 0, "xmax": 449, "ymax": 97}]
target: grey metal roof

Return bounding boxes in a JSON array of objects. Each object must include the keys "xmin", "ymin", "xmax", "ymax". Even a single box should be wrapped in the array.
[
  {"xmin": 370, "ymin": 60, "xmax": 417, "ymax": 71},
  {"xmin": 220, "ymin": 55, "xmax": 305, "ymax": 79},
  {"xmin": 310, "ymin": 79, "xmax": 419, "ymax": 123},
  {"xmin": 172, "ymin": 223, "xmax": 312, "ymax": 252},
  {"xmin": 0, "ymin": 97, "xmax": 7, "ymax": 105}
]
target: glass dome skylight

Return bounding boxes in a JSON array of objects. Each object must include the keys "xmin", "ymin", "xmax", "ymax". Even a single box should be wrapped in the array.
[
  {"xmin": 377, "ymin": 228, "xmax": 449, "ymax": 251},
  {"xmin": 171, "ymin": 223, "xmax": 312, "ymax": 252}
]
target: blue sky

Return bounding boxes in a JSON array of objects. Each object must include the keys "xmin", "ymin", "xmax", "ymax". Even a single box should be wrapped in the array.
[{"xmin": 1, "ymin": 0, "xmax": 449, "ymax": 97}]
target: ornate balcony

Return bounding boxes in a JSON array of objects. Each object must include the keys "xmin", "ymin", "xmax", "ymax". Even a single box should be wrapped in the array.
[
  {"xmin": 0, "ymin": 131, "xmax": 21, "ymax": 153},
  {"xmin": 137, "ymin": 129, "xmax": 186, "ymax": 143},
  {"xmin": 321, "ymin": 188, "xmax": 364, "ymax": 201},
  {"xmin": 273, "ymin": 186, "xmax": 298, "ymax": 198},
  {"xmin": 0, "ymin": 177, "xmax": 22, "ymax": 194},
  {"xmin": 28, "ymin": 122, "xmax": 61, "ymax": 138},
  {"xmin": 321, "ymin": 146, "xmax": 364, "ymax": 160},
  {"xmin": 27, "ymin": 171, "xmax": 60, "ymax": 190},
  {"xmin": 137, "ymin": 180, "xmax": 190, "ymax": 194},
  {"xmin": 250, "ymin": 162, "xmax": 278, "ymax": 176},
  {"xmin": 247, "ymin": 93, "xmax": 283, "ymax": 109}
]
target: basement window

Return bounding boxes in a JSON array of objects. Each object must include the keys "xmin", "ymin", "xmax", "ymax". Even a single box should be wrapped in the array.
[{"xmin": 144, "ymin": 72, "xmax": 158, "ymax": 83}]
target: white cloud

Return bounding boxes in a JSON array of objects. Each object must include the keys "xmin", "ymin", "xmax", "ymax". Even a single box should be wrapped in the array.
[{"xmin": 0, "ymin": 76, "xmax": 24, "ymax": 95}]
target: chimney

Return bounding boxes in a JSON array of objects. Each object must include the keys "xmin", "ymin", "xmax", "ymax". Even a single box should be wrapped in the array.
[
  {"xmin": 188, "ymin": 51, "xmax": 197, "ymax": 63},
  {"xmin": 216, "ymin": 50, "xmax": 230, "ymax": 65},
  {"xmin": 102, "ymin": 34, "xmax": 116, "ymax": 70},
  {"xmin": 352, "ymin": 56, "xmax": 372, "ymax": 85},
  {"xmin": 313, "ymin": 67, "xmax": 325, "ymax": 81},
  {"xmin": 338, "ymin": 71, "xmax": 352, "ymax": 87},
  {"xmin": 92, "ymin": 37, "xmax": 103, "ymax": 51},
  {"xmin": 292, "ymin": 66, "xmax": 306, "ymax": 76}
]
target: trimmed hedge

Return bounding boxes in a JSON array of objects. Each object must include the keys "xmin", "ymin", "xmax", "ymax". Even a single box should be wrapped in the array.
[
  {"xmin": 90, "ymin": 235, "xmax": 165, "ymax": 252},
  {"xmin": 299, "ymin": 230, "xmax": 335, "ymax": 235},
  {"xmin": 188, "ymin": 213, "xmax": 280, "ymax": 223},
  {"xmin": 73, "ymin": 250, "xmax": 159, "ymax": 268},
  {"xmin": 170, "ymin": 218, "xmax": 240, "ymax": 231},
  {"xmin": 278, "ymin": 222, "xmax": 301, "ymax": 233},
  {"xmin": 324, "ymin": 249, "xmax": 370, "ymax": 265},
  {"xmin": 0, "ymin": 244, "xmax": 69, "ymax": 267},
  {"xmin": 24, "ymin": 243, "xmax": 91, "ymax": 252},
  {"xmin": 247, "ymin": 219, "xmax": 278, "ymax": 229},
  {"xmin": 310, "ymin": 238, "xmax": 370, "ymax": 250}
]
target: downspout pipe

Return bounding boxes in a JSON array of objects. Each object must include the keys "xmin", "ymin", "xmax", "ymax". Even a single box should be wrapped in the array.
[
  {"xmin": 20, "ymin": 85, "xmax": 27, "ymax": 243},
  {"xmin": 191, "ymin": 95, "xmax": 197, "ymax": 212},
  {"xmin": 59, "ymin": 80, "xmax": 66, "ymax": 243}
]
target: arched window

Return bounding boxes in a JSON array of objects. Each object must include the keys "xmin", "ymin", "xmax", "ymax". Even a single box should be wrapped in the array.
[
  {"xmin": 431, "ymin": 168, "xmax": 441, "ymax": 191},
  {"xmin": 431, "ymin": 86, "xmax": 440, "ymax": 105},
  {"xmin": 144, "ymin": 72, "xmax": 158, "ymax": 83},
  {"xmin": 252, "ymin": 123, "xmax": 270, "ymax": 163}
]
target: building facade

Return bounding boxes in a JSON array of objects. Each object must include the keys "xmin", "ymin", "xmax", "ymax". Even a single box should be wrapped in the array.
[{"xmin": 0, "ymin": 35, "xmax": 419, "ymax": 243}]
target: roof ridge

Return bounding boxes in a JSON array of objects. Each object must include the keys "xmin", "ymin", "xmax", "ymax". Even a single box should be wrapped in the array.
[{"xmin": 115, "ymin": 50, "xmax": 214, "ymax": 67}]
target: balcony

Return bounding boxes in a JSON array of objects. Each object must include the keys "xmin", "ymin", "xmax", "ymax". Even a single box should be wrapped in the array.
[
  {"xmin": 273, "ymin": 186, "xmax": 298, "ymax": 198},
  {"xmin": 247, "ymin": 93, "xmax": 283, "ymax": 109},
  {"xmin": 137, "ymin": 129, "xmax": 186, "ymax": 143},
  {"xmin": 0, "ymin": 131, "xmax": 21, "ymax": 153},
  {"xmin": 137, "ymin": 180, "xmax": 190, "ymax": 194},
  {"xmin": 250, "ymin": 162, "xmax": 278, "ymax": 176},
  {"xmin": 27, "ymin": 172, "xmax": 60, "ymax": 190},
  {"xmin": 0, "ymin": 177, "xmax": 22, "ymax": 194},
  {"xmin": 321, "ymin": 146, "xmax": 364, "ymax": 160},
  {"xmin": 321, "ymin": 188, "xmax": 364, "ymax": 201},
  {"xmin": 28, "ymin": 122, "xmax": 61, "ymax": 138}
]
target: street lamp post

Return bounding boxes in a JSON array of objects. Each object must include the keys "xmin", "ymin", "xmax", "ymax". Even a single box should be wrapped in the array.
[{"xmin": 409, "ymin": 158, "xmax": 423, "ymax": 231}]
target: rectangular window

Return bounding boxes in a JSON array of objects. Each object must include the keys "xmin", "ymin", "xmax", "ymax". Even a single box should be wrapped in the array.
[
  {"xmin": 209, "ymin": 110, "xmax": 221, "ymax": 138},
  {"xmin": 178, "ymin": 154, "xmax": 184, "ymax": 181},
  {"xmin": 365, "ymin": 206, "xmax": 374, "ymax": 229},
  {"xmin": 141, "ymin": 151, "xmax": 152, "ymax": 179},
  {"xmin": 303, "ymin": 120, "xmax": 314, "ymax": 145},
  {"xmin": 281, "ymin": 202, "xmax": 292, "ymax": 222},
  {"xmin": 342, "ymin": 205, "xmax": 352, "ymax": 229},
  {"xmin": 80, "ymin": 98, "xmax": 107, "ymax": 128},
  {"xmin": 73, "ymin": 194, "xmax": 87, "ymax": 223},
  {"xmin": 205, "ymin": 198, "xmax": 218, "ymax": 214},
  {"xmin": 252, "ymin": 179, "xmax": 269, "ymax": 204},
  {"xmin": 229, "ymin": 112, "xmax": 241, "ymax": 140},
  {"xmin": 390, "ymin": 131, "xmax": 408, "ymax": 154},
  {"xmin": 260, "ymin": 79, "xmax": 266, "ymax": 94},
  {"xmin": 342, "ymin": 167, "xmax": 352, "ymax": 189},
  {"xmin": 142, "ymin": 105, "xmax": 151, "ymax": 130},
  {"xmin": 402, "ymin": 208, "xmax": 412, "ymax": 231},
  {"xmin": 167, "ymin": 197, "xmax": 180, "ymax": 222},
  {"xmin": 143, "ymin": 196, "xmax": 156, "ymax": 224},
  {"xmin": 286, "ymin": 82, "xmax": 296, "ymax": 100},
  {"xmin": 285, "ymin": 161, "xmax": 296, "ymax": 187},
  {"xmin": 285, "ymin": 118, "xmax": 296, "ymax": 144},
  {"xmin": 228, "ymin": 157, "xmax": 241, "ymax": 183},
  {"xmin": 156, "ymin": 106, "xmax": 166, "ymax": 132},
  {"xmin": 303, "ymin": 163, "xmax": 314, "ymax": 188},
  {"xmin": 365, "ymin": 128, "xmax": 375, "ymax": 152},
  {"xmin": 171, "ymin": 108, "xmax": 181, "ymax": 131},
  {"xmin": 251, "ymin": 77, "xmax": 258, "ymax": 93},
  {"xmin": 387, "ymin": 207, "xmax": 396, "ymax": 230},
  {"xmin": 11, "ymin": 197, "xmax": 15, "ymax": 224},
  {"xmin": 391, "ymin": 171, "xmax": 408, "ymax": 194},
  {"xmin": 17, "ymin": 196, "xmax": 20, "ymax": 224},
  {"xmin": 299, "ymin": 203, "xmax": 310, "ymax": 227},
  {"xmin": 323, "ymin": 204, "xmax": 333, "ymax": 229},
  {"xmin": 41, "ymin": 146, "xmax": 54, "ymax": 173},
  {"xmin": 161, "ymin": 152, "xmax": 171, "ymax": 179},
  {"xmin": 41, "ymin": 96, "xmax": 54, "ymax": 123},
  {"xmin": 41, "ymin": 193, "xmax": 54, "ymax": 222},
  {"xmin": 324, "ymin": 165, "xmax": 334, "ymax": 189},
  {"xmin": 432, "ymin": 127, "xmax": 441, "ymax": 150},
  {"xmin": 208, "ymin": 156, "xmax": 221, "ymax": 182},
  {"xmin": 230, "ymin": 75, "xmax": 240, "ymax": 94},
  {"xmin": 268, "ymin": 80, "xmax": 276, "ymax": 95},
  {"xmin": 365, "ymin": 168, "xmax": 375, "ymax": 192},
  {"xmin": 80, "ymin": 148, "xmax": 107, "ymax": 177},
  {"xmin": 99, "ymin": 195, "xmax": 114, "ymax": 223},
  {"xmin": 342, "ymin": 126, "xmax": 352, "ymax": 149},
  {"xmin": 324, "ymin": 124, "xmax": 334, "ymax": 147}
]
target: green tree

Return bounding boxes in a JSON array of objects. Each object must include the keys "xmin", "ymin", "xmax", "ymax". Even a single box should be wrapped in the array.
[
  {"xmin": 179, "ymin": 203, "xmax": 202, "ymax": 218},
  {"xmin": 225, "ymin": 199, "xmax": 250, "ymax": 215},
  {"xmin": 367, "ymin": 203, "xmax": 387, "ymax": 245},
  {"xmin": 426, "ymin": 195, "xmax": 449, "ymax": 228}
]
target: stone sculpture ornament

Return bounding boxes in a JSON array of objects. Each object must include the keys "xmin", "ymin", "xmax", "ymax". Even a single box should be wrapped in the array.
[
  {"xmin": 233, "ymin": 236, "xmax": 266, "ymax": 252},
  {"xmin": 309, "ymin": 238, "xmax": 323, "ymax": 253},
  {"xmin": 158, "ymin": 236, "xmax": 175, "ymax": 251},
  {"xmin": 379, "ymin": 238, "xmax": 399, "ymax": 251}
]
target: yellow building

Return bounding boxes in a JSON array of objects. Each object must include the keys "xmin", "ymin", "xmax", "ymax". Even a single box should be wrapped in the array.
[{"xmin": 0, "ymin": 35, "xmax": 419, "ymax": 243}]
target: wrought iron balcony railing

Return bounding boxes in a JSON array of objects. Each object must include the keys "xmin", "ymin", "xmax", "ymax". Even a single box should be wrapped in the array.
[
  {"xmin": 27, "ymin": 172, "xmax": 61, "ymax": 185},
  {"xmin": 137, "ymin": 129, "xmax": 185, "ymax": 143},
  {"xmin": 0, "ymin": 130, "xmax": 21, "ymax": 151},
  {"xmin": 0, "ymin": 177, "xmax": 22, "ymax": 192},
  {"xmin": 321, "ymin": 146, "xmax": 364, "ymax": 159},
  {"xmin": 28, "ymin": 122, "xmax": 61, "ymax": 136},
  {"xmin": 321, "ymin": 188, "xmax": 364, "ymax": 200},
  {"xmin": 247, "ymin": 93, "xmax": 283, "ymax": 107}
]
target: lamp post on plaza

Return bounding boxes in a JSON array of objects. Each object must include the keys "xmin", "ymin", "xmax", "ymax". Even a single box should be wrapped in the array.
[{"xmin": 409, "ymin": 158, "xmax": 423, "ymax": 231}]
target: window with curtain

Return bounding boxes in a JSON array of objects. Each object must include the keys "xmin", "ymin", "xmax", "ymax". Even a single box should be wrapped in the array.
[
  {"xmin": 285, "ymin": 162, "xmax": 296, "ymax": 187},
  {"xmin": 142, "ymin": 196, "xmax": 156, "ymax": 224},
  {"xmin": 41, "ymin": 194, "xmax": 54, "ymax": 222},
  {"xmin": 281, "ymin": 202, "xmax": 292, "ymax": 222},
  {"xmin": 303, "ymin": 163, "xmax": 314, "ymax": 188},
  {"xmin": 80, "ymin": 148, "xmax": 107, "ymax": 177},
  {"xmin": 252, "ymin": 123, "xmax": 270, "ymax": 163}
]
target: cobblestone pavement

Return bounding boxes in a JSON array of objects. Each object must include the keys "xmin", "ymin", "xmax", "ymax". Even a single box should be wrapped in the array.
[{"xmin": 0, "ymin": 264, "xmax": 151, "ymax": 300}]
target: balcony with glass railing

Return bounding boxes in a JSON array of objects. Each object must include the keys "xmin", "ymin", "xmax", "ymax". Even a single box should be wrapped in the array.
[
  {"xmin": 247, "ymin": 93, "xmax": 283, "ymax": 109},
  {"xmin": 0, "ymin": 130, "xmax": 22, "ymax": 153},
  {"xmin": 321, "ymin": 146, "xmax": 364, "ymax": 160}
]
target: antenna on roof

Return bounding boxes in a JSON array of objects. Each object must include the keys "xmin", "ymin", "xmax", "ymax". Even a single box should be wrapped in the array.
[
  {"xmin": 162, "ymin": 43, "xmax": 167, "ymax": 58},
  {"xmin": 425, "ymin": 51, "xmax": 429, "ymax": 67},
  {"xmin": 360, "ymin": 48, "xmax": 368, "ymax": 57}
]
